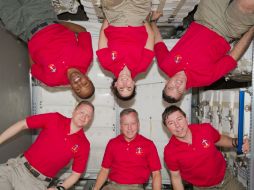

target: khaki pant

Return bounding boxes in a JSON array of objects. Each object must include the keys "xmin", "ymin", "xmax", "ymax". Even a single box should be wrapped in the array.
[
  {"xmin": 0, "ymin": 0, "xmax": 57, "ymax": 42},
  {"xmin": 194, "ymin": 0, "xmax": 254, "ymax": 41},
  {"xmin": 101, "ymin": 0, "xmax": 152, "ymax": 26},
  {"xmin": 0, "ymin": 156, "xmax": 50, "ymax": 190},
  {"xmin": 102, "ymin": 181, "xmax": 144, "ymax": 190},
  {"xmin": 194, "ymin": 169, "xmax": 246, "ymax": 190}
]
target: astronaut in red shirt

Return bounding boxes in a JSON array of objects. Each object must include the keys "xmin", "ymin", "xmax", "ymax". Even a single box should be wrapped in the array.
[
  {"xmin": 93, "ymin": 108, "xmax": 162, "ymax": 190},
  {"xmin": 162, "ymin": 105, "xmax": 249, "ymax": 189},
  {"xmin": 151, "ymin": 0, "xmax": 254, "ymax": 103},
  {"xmin": 0, "ymin": 101, "xmax": 94, "ymax": 190},
  {"xmin": 0, "ymin": 0, "xmax": 94, "ymax": 99},
  {"xmin": 96, "ymin": 0, "xmax": 156, "ymax": 100}
]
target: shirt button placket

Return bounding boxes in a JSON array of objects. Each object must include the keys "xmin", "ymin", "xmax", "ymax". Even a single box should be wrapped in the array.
[{"xmin": 126, "ymin": 143, "xmax": 130, "ymax": 151}]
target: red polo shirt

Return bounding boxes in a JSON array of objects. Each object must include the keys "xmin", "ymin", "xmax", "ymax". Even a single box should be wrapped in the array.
[
  {"xmin": 164, "ymin": 123, "xmax": 226, "ymax": 187},
  {"xmin": 155, "ymin": 22, "xmax": 237, "ymax": 89},
  {"xmin": 96, "ymin": 25, "xmax": 154, "ymax": 78},
  {"xmin": 24, "ymin": 113, "xmax": 90, "ymax": 178},
  {"xmin": 102, "ymin": 134, "xmax": 161, "ymax": 184},
  {"xmin": 28, "ymin": 24, "xmax": 93, "ymax": 86}
]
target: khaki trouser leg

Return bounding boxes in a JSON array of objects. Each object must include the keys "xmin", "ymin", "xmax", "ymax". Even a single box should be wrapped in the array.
[
  {"xmin": 194, "ymin": 169, "xmax": 246, "ymax": 190},
  {"xmin": 0, "ymin": 157, "xmax": 49, "ymax": 190},
  {"xmin": 102, "ymin": 183, "xmax": 144, "ymax": 190},
  {"xmin": 102, "ymin": 183, "xmax": 119, "ymax": 190},
  {"xmin": 101, "ymin": 0, "xmax": 151, "ymax": 26},
  {"xmin": 0, "ymin": 0, "xmax": 57, "ymax": 41},
  {"xmin": 225, "ymin": 0, "xmax": 254, "ymax": 39},
  {"xmin": 0, "ymin": 162, "xmax": 13, "ymax": 190},
  {"xmin": 194, "ymin": 0, "xmax": 254, "ymax": 41},
  {"xmin": 194, "ymin": 0, "xmax": 232, "ymax": 41}
]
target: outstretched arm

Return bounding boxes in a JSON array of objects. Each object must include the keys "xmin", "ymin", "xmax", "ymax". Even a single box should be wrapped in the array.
[
  {"xmin": 210, "ymin": 26, "xmax": 254, "ymax": 83},
  {"xmin": 98, "ymin": 19, "xmax": 109, "ymax": 49},
  {"xmin": 229, "ymin": 26, "xmax": 254, "ymax": 61},
  {"xmin": 0, "ymin": 120, "xmax": 28, "ymax": 145},
  {"xmin": 216, "ymin": 135, "xmax": 249, "ymax": 154}
]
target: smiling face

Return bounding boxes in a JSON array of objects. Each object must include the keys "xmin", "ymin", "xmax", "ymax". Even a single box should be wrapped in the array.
[
  {"xmin": 114, "ymin": 76, "xmax": 135, "ymax": 97},
  {"xmin": 72, "ymin": 103, "xmax": 94, "ymax": 129},
  {"xmin": 120, "ymin": 112, "xmax": 139, "ymax": 142},
  {"xmin": 68, "ymin": 69, "xmax": 94, "ymax": 99},
  {"xmin": 164, "ymin": 71, "xmax": 187, "ymax": 101},
  {"xmin": 114, "ymin": 66, "xmax": 135, "ymax": 98},
  {"xmin": 165, "ymin": 110, "xmax": 190, "ymax": 141}
]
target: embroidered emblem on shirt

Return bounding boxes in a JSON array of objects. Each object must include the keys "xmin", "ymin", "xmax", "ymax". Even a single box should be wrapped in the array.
[
  {"xmin": 174, "ymin": 54, "xmax": 182, "ymax": 64},
  {"xmin": 71, "ymin": 144, "xmax": 79, "ymax": 153},
  {"xmin": 135, "ymin": 147, "xmax": 144, "ymax": 156},
  {"xmin": 201, "ymin": 139, "xmax": 210, "ymax": 149},
  {"xmin": 111, "ymin": 51, "xmax": 118, "ymax": 61},
  {"xmin": 48, "ymin": 64, "xmax": 56, "ymax": 72}
]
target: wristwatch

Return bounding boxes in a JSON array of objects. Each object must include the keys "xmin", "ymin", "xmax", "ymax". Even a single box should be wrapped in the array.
[
  {"xmin": 56, "ymin": 185, "xmax": 66, "ymax": 190},
  {"xmin": 150, "ymin": 19, "xmax": 158, "ymax": 23}
]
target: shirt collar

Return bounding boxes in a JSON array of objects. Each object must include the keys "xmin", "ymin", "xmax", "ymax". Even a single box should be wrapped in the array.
[
  {"xmin": 75, "ymin": 128, "xmax": 85, "ymax": 137},
  {"xmin": 65, "ymin": 119, "xmax": 85, "ymax": 137},
  {"xmin": 120, "ymin": 133, "xmax": 140, "ymax": 143},
  {"xmin": 171, "ymin": 126, "xmax": 193, "ymax": 146}
]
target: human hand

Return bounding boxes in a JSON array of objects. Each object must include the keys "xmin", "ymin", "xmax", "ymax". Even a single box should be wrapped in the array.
[
  {"xmin": 151, "ymin": 11, "xmax": 163, "ymax": 21},
  {"xmin": 146, "ymin": 11, "xmax": 163, "ymax": 22},
  {"xmin": 242, "ymin": 136, "xmax": 249, "ymax": 154}
]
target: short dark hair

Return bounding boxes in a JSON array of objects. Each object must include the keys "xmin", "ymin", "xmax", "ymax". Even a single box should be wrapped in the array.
[
  {"xmin": 162, "ymin": 105, "xmax": 186, "ymax": 126},
  {"xmin": 120, "ymin": 108, "xmax": 139, "ymax": 120},
  {"xmin": 75, "ymin": 100, "xmax": 94, "ymax": 112},
  {"xmin": 162, "ymin": 89, "xmax": 180, "ymax": 103},
  {"xmin": 111, "ymin": 78, "xmax": 136, "ymax": 101}
]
